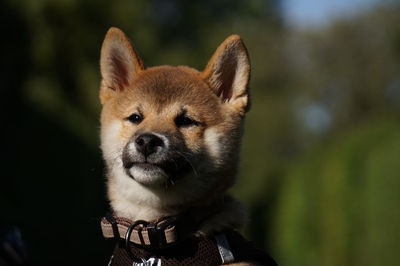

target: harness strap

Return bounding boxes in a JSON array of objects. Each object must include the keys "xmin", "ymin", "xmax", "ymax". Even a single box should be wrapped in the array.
[
  {"xmin": 215, "ymin": 234, "xmax": 235, "ymax": 264},
  {"xmin": 105, "ymin": 212, "xmax": 120, "ymax": 240}
]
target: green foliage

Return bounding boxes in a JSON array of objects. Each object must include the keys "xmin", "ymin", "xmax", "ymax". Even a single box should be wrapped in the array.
[{"xmin": 272, "ymin": 119, "xmax": 400, "ymax": 266}]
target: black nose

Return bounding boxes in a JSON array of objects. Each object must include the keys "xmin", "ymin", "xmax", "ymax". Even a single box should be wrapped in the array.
[{"xmin": 135, "ymin": 133, "xmax": 164, "ymax": 157}]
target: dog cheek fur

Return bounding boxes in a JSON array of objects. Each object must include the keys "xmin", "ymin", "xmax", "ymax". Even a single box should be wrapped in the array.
[
  {"xmin": 203, "ymin": 128, "xmax": 223, "ymax": 164},
  {"xmin": 203, "ymin": 125, "xmax": 241, "ymax": 169},
  {"xmin": 203, "ymin": 109, "xmax": 244, "ymax": 177},
  {"xmin": 100, "ymin": 119, "xmax": 124, "ymax": 168}
]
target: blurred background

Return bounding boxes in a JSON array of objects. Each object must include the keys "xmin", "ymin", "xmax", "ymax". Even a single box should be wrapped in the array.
[{"xmin": 1, "ymin": 0, "xmax": 399, "ymax": 265}]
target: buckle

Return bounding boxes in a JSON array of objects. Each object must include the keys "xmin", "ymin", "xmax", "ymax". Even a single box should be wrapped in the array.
[
  {"xmin": 124, "ymin": 216, "xmax": 177, "ymax": 251},
  {"xmin": 147, "ymin": 216, "xmax": 177, "ymax": 249}
]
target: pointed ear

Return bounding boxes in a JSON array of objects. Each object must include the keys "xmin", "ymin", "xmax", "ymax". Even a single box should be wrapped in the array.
[
  {"xmin": 201, "ymin": 35, "xmax": 250, "ymax": 113},
  {"xmin": 99, "ymin": 27, "xmax": 144, "ymax": 104}
]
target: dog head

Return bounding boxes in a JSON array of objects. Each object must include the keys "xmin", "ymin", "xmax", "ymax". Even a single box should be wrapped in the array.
[{"xmin": 99, "ymin": 28, "xmax": 250, "ymax": 217}]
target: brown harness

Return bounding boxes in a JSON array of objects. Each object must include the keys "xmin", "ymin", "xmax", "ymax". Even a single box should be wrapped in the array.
[{"xmin": 100, "ymin": 214, "xmax": 277, "ymax": 265}]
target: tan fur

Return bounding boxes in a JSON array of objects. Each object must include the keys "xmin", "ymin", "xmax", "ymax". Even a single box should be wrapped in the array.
[{"xmin": 99, "ymin": 27, "xmax": 250, "ymax": 239}]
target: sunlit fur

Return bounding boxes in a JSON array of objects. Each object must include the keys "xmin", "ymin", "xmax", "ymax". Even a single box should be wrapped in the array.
[{"xmin": 99, "ymin": 27, "xmax": 250, "ymax": 235}]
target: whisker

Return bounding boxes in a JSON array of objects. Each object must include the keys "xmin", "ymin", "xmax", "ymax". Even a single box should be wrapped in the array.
[
  {"xmin": 171, "ymin": 157, "xmax": 179, "ymax": 170},
  {"xmin": 176, "ymin": 151, "xmax": 199, "ymax": 177},
  {"xmin": 164, "ymin": 177, "xmax": 175, "ymax": 191}
]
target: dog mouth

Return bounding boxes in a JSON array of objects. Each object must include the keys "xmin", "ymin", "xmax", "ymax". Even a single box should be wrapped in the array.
[
  {"xmin": 123, "ymin": 159, "xmax": 191, "ymax": 187},
  {"xmin": 131, "ymin": 162, "xmax": 160, "ymax": 171}
]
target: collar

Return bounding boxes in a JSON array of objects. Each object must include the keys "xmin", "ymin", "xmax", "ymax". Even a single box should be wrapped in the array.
[
  {"xmin": 101, "ymin": 199, "xmax": 224, "ymax": 250},
  {"xmin": 101, "ymin": 214, "xmax": 182, "ymax": 249}
]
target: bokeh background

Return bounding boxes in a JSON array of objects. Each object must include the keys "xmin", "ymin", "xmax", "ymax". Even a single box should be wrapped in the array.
[{"xmin": 1, "ymin": 0, "xmax": 400, "ymax": 265}]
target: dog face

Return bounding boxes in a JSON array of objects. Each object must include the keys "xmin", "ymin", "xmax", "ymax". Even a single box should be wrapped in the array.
[{"xmin": 99, "ymin": 28, "xmax": 250, "ymax": 216}]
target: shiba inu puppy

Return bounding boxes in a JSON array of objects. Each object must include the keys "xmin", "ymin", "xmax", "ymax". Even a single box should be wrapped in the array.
[{"xmin": 99, "ymin": 27, "xmax": 276, "ymax": 265}]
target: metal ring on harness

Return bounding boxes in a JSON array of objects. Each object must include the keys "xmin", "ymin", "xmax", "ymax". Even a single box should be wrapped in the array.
[{"xmin": 125, "ymin": 220, "xmax": 148, "ymax": 256}]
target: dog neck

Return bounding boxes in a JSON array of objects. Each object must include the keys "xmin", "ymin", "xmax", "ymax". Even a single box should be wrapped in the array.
[
  {"xmin": 109, "ymin": 187, "xmax": 247, "ymax": 236},
  {"xmin": 107, "ymin": 167, "xmax": 246, "ymax": 235}
]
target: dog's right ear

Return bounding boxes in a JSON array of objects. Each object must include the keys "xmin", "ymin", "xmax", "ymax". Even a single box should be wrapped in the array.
[{"xmin": 99, "ymin": 27, "xmax": 145, "ymax": 104}]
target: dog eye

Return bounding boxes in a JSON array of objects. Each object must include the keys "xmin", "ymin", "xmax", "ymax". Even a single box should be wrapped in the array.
[
  {"xmin": 175, "ymin": 115, "xmax": 198, "ymax": 128},
  {"xmin": 127, "ymin": 113, "xmax": 143, "ymax": 124}
]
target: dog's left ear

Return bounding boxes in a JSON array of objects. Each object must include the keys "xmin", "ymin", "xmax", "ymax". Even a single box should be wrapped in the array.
[{"xmin": 201, "ymin": 35, "xmax": 250, "ymax": 114}]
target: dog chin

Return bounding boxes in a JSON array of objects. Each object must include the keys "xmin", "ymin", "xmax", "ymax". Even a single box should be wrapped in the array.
[{"xmin": 127, "ymin": 163, "xmax": 168, "ymax": 186}]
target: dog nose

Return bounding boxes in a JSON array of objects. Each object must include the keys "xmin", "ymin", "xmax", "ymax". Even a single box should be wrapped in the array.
[{"xmin": 135, "ymin": 134, "xmax": 164, "ymax": 156}]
